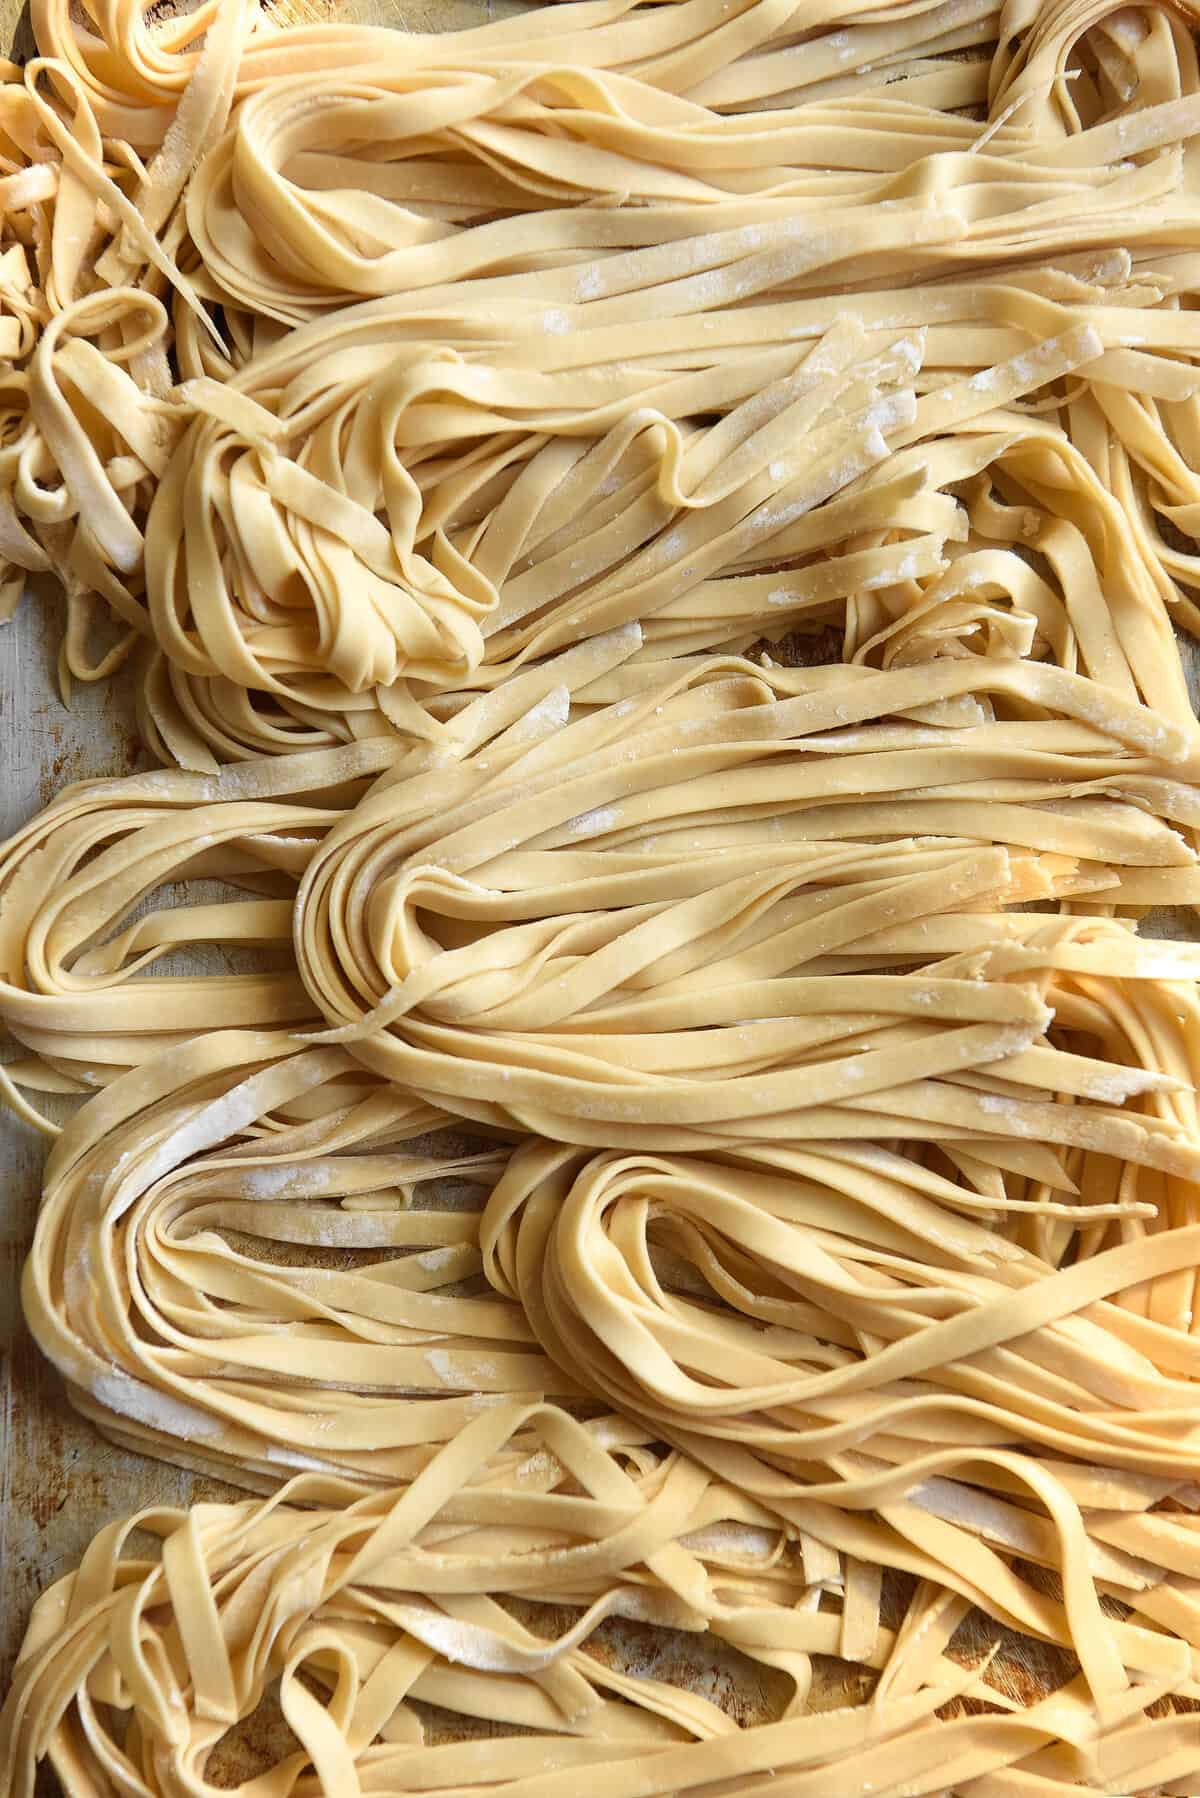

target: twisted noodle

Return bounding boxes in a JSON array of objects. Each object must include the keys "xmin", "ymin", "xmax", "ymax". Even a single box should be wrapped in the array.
[
  {"xmin": 20, "ymin": 1006, "xmax": 1200, "ymax": 1732},
  {"xmin": 480, "ymin": 1092, "xmax": 1200, "ymax": 1708},
  {"xmin": 23, "ymin": 1028, "xmax": 567, "ymax": 1481},
  {"xmin": 481, "ymin": 1043, "xmax": 1200, "ymax": 1467},
  {"xmin": 19, "ymin": 639, "xmax": 1199, "ymax": 1124},
  {"xmin": 0, "ymin": 627, "xmax": 655, "ymax": 1115},
  {"xmin": 5, "ymin": 1411, "xmax": 1200, "ymax": 1794},
  {"xmin": 83, "ymin": 237, "xmax": 1200, "ymax": 727}
]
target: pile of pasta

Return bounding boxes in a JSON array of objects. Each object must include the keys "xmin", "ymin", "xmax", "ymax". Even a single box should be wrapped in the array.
[
  {"xmin": 17, "ymin": 1014, "xmax": 1200, "ymax": 1746},
  {"xmin": 9, "ymin": 650, "xmax": 1200, "ymax": 1787},
  {"xmin": 10, "ymin": 0, "xmax": 1200, "ymax": 1791},
  {"xmin": 291, "ymin": 654, "xmax": 1200, "ymax": 1151},
  {"xmin": 16, "ymin": 1408, "xmax": 1200, "ymax": 1798},
  {"xmin": 2, "ymin": 0, "xmax": 1200, "ymax": 753}
]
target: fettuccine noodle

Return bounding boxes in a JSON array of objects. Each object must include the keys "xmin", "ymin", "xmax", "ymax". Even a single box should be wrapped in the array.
[{"xmin": 292, "ymin": 655, "xmax": 1200, "ymax": 1151}]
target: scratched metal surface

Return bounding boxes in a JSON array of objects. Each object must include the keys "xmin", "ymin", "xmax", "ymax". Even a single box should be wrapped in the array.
[{"xmin": 2, "ymin": 0, "xmax": 1199, "ymax": 1759}]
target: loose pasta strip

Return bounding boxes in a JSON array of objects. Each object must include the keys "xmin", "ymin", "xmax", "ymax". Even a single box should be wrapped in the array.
[{"xmin": 4, "ymin": 1415, "xmax": 1200, "ymax": 1798}]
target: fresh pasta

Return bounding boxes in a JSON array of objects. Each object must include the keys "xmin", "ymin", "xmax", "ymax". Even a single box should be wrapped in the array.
[
  {"xmin": 23, "ymin": 1027, "xmax": 561, "ymax": 1481},
  {"xmin": 3, "ymin": 0, "xmax": 1200, "ymax": 732},
  {"xmin": 19, "ymin": 1006, "xmax": 1200, "ymax": 1744},
  {"xmin": 293, "ymin": 654, "xmax": 1200, "ymax": 1150},
  {"xmin": 9, "ymin": 0, "xmax": 1200, "ymax": 1789},
  {"xmin": 5, "ymin": 1405, "xmax": 1200, "ymax": 1796},
  {"xmin": 0, "ymin": 741, "xmax": 399, "ymax": 1114},
  {"xmin": 7, "ymin": 1403, "xmax": 1147, "ymax": 1798},
  {"xmin": 0, "ymin": 626, "xmax": 660, "ymax": 1118}
]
